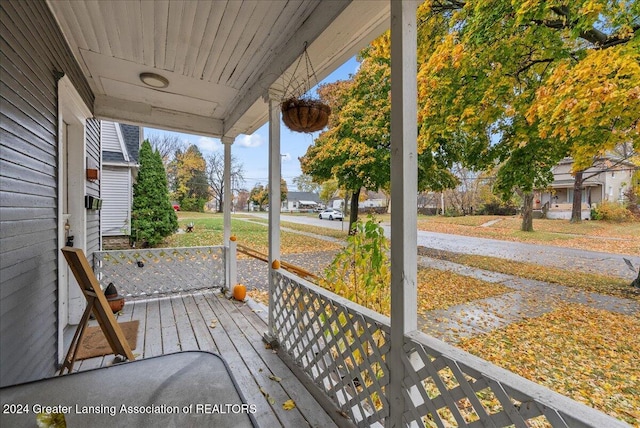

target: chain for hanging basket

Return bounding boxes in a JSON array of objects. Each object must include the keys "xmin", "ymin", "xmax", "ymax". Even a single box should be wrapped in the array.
[{"xmin": 280, "ymin": 42, "xmax": 331, "ymax": 133}]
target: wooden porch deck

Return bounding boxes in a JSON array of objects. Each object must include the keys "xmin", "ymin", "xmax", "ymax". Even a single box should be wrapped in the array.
[{"xmin": 72, "ymin": 290, "xmax": 338, "ymax": 428}]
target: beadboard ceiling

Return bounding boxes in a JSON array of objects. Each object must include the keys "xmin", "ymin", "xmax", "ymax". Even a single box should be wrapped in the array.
[{"xmin": 46, "ymin": 0, "xmax": 389, "ymax": 138}]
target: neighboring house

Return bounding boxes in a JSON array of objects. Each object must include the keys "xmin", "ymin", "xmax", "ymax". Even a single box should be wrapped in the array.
[
  {"xmin": 534, "ymin": 157, "xmax": 635, "ymax": 219},
  {"xmin": 361, "ymin": 190, "xmax": 388, "ymax": 209},
  {"xmin": 329, "ymin": 190, "xmax": 388, "ymax": 212},
  {"xmin": 282, "ymin": 191, "xmax": 321, "ymax": 212},
  {"xmin": 100, "ymin": 121, "xmax": 142, "ymax": 249}
]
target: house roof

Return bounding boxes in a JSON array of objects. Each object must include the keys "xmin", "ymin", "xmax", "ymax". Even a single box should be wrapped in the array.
[
  {"xmin": 102, "ymin": 151, "xmax": 126, "ymax": 163},
  {"xmin": 286, "ymin": 192, "xmax": 321, "ymax": 203},
  {"xmin": 46, "ymin": 1, "xmax": 389, "ymax": 138},
  {"xmin": 119, "ymin": 124, "xmax": 140, "ymax": 163}
]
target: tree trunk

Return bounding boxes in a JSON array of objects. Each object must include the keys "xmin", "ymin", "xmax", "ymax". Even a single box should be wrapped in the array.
[
  {"xmin": 521, "ymin": 192, "xmax": 534, "ymax": 232},
  {"xmin": 348, "ymin": 188, "xmax": 361, "ymax": 234},
  {"xmin": 571, "ymin": 170, "xmax": 584, "ymax": 223}
]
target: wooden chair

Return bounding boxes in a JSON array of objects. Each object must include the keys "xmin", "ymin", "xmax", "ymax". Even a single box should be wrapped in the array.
[{"xmin": 59, "ymin": 247, "xmax": 135, "ymax": 374}]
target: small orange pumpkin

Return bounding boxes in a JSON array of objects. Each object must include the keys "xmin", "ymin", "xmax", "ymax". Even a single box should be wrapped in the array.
[
  {"xmin": 272, "ymin": 260, "xmax": 281, "ymax": 269},
  {"xmin": 230, "ymin": 235, "xmax": 237, "ymax": 242},
  {"xmin": 233, "ymin": 284, "xmax": 247, "ymax": 301}
]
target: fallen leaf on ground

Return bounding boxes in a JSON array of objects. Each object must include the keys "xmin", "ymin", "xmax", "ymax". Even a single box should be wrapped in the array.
[
  {"xmin": 268, "ymin": 374, "xmax": 282, "ymax": 382},
  {"xmin": 259, "ymin": 387, "xmax": 276, "ymax": 405},
  {"xmin": 282, "ymin": 399, "xmax": 296, "ymax": 410}
]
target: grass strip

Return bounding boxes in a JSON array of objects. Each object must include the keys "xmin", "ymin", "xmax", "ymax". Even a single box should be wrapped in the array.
[{"xmin": 418, "ymin": 247, "xmax": 638, "ymax": 301}]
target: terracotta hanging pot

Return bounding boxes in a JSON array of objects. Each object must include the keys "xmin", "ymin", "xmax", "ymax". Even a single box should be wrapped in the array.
[
  {"xmin": 281, "ymin": 98, "xmax": 331, "ymax": 133},
  {"xmin": 280, "ymin": 42, "xmax": 330, "ymax": 133}
]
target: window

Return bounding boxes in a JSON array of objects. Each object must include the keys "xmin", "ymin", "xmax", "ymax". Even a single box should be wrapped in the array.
[{"xmin": 568, "ymin": 189, "xmax": 587, "ymax": 204}]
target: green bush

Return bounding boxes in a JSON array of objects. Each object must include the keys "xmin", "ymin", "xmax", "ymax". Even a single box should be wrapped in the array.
[
  {"xmin": 321, "ymin": 216, "xmax": 390, "ymax": 314},
  {"xmin": 179, "ymin": 197, "xmax": 207, "ymax": 212},
  {"xmin": 477, "ymin": 201, "xmax": 518, "ymax": 216},
  {"xmin": 591, "ymin": 201, "xmax": 634, "ymax": 222}
]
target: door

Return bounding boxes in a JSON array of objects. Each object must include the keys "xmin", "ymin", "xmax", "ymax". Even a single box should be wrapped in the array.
[{"xmin": 57, "ymin": 76, "xmax": 90, "ymax": 363}]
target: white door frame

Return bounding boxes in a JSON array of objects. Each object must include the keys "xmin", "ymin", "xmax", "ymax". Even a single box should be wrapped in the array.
[{"xmin": 57, "ymin": 75, "xmax": 91, "ymax": 363}]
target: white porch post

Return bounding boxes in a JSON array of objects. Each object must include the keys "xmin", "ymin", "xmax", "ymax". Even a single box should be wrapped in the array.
[
  {"xmin": 266, "ymin": 89, "xmax": 282, "ymax": 340},
  {"xmin": 221, "ymin": 136, "xmax": 234, "ymax": 243},
  {"xmin": 222, "ymin": 136, "xmax": 236, "ymax": 292},
  {"xmin": 389, "ymin": 1, "xmax": 418, "ymax": 427}
]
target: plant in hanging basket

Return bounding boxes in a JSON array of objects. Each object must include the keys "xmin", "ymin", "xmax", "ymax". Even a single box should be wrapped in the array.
[{"xmin": 281, "ymin": 97, "xmax": 331, "ymax": 133}]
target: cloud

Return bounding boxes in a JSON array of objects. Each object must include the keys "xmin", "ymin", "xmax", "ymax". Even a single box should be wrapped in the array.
[
  {"xmin": 197, "ymin": 137, "xmax": 222, "ymax": 153},
  {"xmin": 281, "ymin": 152, "xmax": 292, "ymax": 162},
  {"xmin": 237, "ymin": 134, "xmax": 264, "ymax": 148}
]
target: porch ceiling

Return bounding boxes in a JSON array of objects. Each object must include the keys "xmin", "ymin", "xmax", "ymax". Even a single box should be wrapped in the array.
[{"xmin": 46, "ymin": 0, "xmax": 389, "ymax": 138}]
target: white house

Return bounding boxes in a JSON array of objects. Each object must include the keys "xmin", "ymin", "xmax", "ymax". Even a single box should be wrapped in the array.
[
  {"xmin": 281, "ymin": 191, "xmax": 321, "ymax": 212},
  {"xmin": 100, "ymin": 122, "xmax": 142, "ymax": 249}
]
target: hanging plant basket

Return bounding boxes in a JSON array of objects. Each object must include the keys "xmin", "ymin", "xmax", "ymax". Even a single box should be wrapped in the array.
[
  {"xmin": 279, "ymin": 42, "xmax": 331, "ymax": 133},
  {"xmin": 281, "ymin": 98, "xmax": 331, "ymax": 133}
]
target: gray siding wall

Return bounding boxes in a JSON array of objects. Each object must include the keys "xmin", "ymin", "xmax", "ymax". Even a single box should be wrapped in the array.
[
  {"xmin": 86, "ymin": 118, "xmax": 100, "ymax": 256},
  {"xmin": 1, "ymin": 0, "xmax": 94, "ymax": 387}
]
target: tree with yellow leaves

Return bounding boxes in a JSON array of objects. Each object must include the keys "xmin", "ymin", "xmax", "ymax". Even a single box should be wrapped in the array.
[
  {"xmin": 171, "ymin": 144, "xmax": 209, "ymax": 212},
  {"xmin": 417, "ymin": 0, "xmax": 639, "ymax": 229}
]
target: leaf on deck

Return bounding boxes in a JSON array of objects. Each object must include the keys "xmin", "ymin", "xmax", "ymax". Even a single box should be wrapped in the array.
[
  {"xmin": 282, "ymin": 399, "xmax": 296, "ymax": 410},
  {"xmin": 259, "ymin": 387, "xmax": 276, "ymax": 405}
]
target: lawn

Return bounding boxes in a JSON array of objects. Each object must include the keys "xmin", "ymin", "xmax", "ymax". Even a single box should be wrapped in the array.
[
  {"xmin": 280, "ymin": 220, "xmax": 349, "ymax": 240},
  {"xmin": 417, "ymin": 215, "xmax": 640, "ymax": 255},
  {"xmin": 459, "ymin": 305, "xmax": 640, "ymax": 426},
  {"xmin": 417, "ymin": 269, "xmax": 510, "ymax": 313},
  {"xmin": 165, "ymin": 212, "xmax": 341, "ymax": 254}
]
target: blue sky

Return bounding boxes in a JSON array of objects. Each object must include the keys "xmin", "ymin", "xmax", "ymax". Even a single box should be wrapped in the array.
[{"xmin": 144, "ymin": 56, "xmax": 360, "ymax": 191}]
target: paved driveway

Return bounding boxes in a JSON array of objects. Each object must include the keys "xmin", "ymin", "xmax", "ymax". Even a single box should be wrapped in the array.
[{"xmin": 244, "ymin": 213, "xmax": 639, "ymax": 280}]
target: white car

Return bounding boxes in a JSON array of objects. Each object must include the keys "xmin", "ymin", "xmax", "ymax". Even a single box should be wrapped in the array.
[{"xmin": 319, "ymin": 209, "xmax": 343, "ymax": 220}]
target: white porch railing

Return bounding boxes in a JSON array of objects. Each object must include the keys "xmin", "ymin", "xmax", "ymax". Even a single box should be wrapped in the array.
[
  {"xmin": 93, "ymin": 246, "xmax": 226, "ymax": 297},
  {"xmin": 272, "ymin": 269, "xmax": 628, "ymax": 428}
]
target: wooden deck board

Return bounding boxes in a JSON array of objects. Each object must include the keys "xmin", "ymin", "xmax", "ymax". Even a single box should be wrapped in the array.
[
  {"xmin": 73, "ymin": 290, "xmax": 338, "ymax": 428},
  {"xmin": 180, "ymin": 293, "xmax": 219, "ymax": 353},
  {"xmin": 219, "ymin": 298, "xmax": 339, "ymax": 428},
  {"xmin": 130, "ymin": 299, "xmax": 147, "ymax": 359},
  {"xmin": 159, "ymin": 297, "xmax": 181, "ymax": 354},
  {"xmin": 204, "ymin": 294, "xmax": 313, "ymax": 428},
  {"xmin": 191, "ymin": 292, "xmax": 283, "ymax": 428},
  {"xmin": 143, "ymin": 298, "xmax": 162, "ymax": 358},
  {"xmin": 171, "ymin": 294, "xmax": 201, "ymax": 351}
]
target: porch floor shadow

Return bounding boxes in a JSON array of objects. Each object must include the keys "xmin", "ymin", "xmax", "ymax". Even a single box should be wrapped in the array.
[{"xmin": 71, "ymin": 290, "xmax": 338, "ymax": 428}]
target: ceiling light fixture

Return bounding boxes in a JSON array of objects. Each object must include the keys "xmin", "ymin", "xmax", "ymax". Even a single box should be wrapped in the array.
[{"xmin": 139, "ymin": 72, "xmax": 169, "ymax": 89}]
